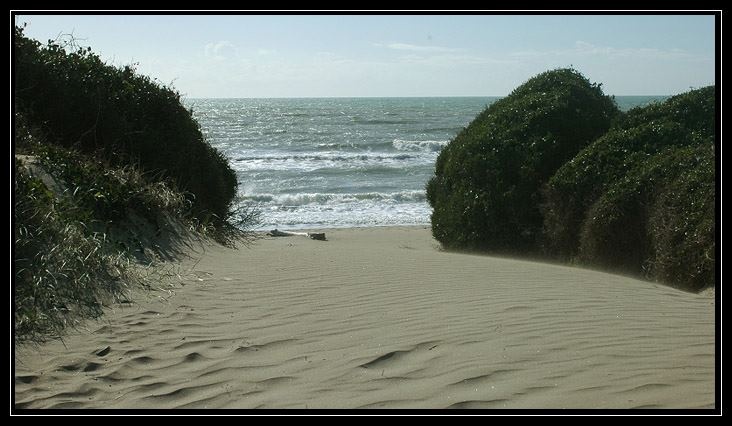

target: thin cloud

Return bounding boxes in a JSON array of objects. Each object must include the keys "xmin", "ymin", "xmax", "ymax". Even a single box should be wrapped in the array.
[
  {"xmin": 204, "ymin": 40, "xmax": 236, "ymax": 60},
  {"xmin": 398, "ymin": 53, "xmax": 518, "ymax": 66},
  {"xmin": 511, "ymin": 41, "xmax": 706, "ymax": 61},
  {"xmin": 375, "ymin": 42, "xmax": 465, "ymax": 53}
]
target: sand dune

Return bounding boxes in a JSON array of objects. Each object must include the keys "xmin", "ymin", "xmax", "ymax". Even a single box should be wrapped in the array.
[{"xmin": 14, "ymin": 226, "xmax": 715, "ymax": 409}]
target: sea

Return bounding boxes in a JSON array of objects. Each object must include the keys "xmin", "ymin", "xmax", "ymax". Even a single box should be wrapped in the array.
[{"xmin": 189, "ymin": 96, "xmax": 668, "ymax": 230}]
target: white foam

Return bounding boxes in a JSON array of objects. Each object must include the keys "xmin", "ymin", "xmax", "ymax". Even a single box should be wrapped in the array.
[
  {"xmin": 258, "ymin": 199, "xmax": 432, "ymax": 230},
  {"xmin": 392, "ymin": 139, "xmax": 449, "ymax": 152},
  {"xmin": 241, "ymin": 190, "xmax": 427, "ymax": 206},
  {"xmin": 232, "ymin": 152, "xmax": 425, "ymax": 172}
]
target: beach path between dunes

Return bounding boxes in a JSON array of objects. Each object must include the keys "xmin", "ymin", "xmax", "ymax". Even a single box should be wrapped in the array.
[{"xmin": 14, "ymin": 226, "xmax": 716, "ymax": 409}]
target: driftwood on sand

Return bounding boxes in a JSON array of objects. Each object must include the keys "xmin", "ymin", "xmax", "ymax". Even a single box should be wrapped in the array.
[{"xmin": 268, "ymin": 229, "xmax": 327, "ymax": 241}]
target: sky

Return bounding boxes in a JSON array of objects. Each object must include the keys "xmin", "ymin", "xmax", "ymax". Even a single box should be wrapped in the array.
[{"xmin": 14, "ymin": 13, "xmax": 717, "ymax": 98}]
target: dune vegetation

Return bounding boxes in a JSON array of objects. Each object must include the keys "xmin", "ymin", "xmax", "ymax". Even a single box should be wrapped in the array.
[
  {"xmin": 427, "ymin": 68, "xmax": 619, "ymax": 252},
  {"xmin": 428, "ymin": 68, "xmax": 715, "ymax": 292},
  {"xmin": 13, "ymin": 24, "xmax": 258, "ymax": 340},
  {"xmin": 543, "ymin": 86, "xmax": 715, "ymax": 291}
]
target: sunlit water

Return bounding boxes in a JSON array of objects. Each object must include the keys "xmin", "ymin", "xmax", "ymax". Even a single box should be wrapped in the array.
[{"xmin": 189, "ymin": 96, "xmax": 667, "ymax": 230}]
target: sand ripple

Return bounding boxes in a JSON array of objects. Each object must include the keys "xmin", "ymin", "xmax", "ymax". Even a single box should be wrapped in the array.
[{"xmin": 14, "ymin": 227, "xmax": 716, "ymax": 409}]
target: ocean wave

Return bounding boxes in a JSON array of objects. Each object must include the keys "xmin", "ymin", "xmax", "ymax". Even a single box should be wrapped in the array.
[
  {"xmin": 424, "ymin": 126, "xmax": 462, "ymax": 133},
  {"xmin": 234, "ymin": 153, "xmax": 417, "ymax": 163},
  {"xmin": 241, "ymin": 191, "xmax": 427, "ymax": 206},
  {"xmin": 316, "ymin": 142, "xmax": 356, "ymax": 150},
  {"xmin": 351, "ymin": 117, "xmax": 417, "ymax": 125},
  {"xmin": 392, "ymin": 139, "xmax": 449, "ymax": 152},
  {"xmin": 261, "ymin": 128, "xmax": 288, "ymax": 135},
  {"xmin": 231, "ymin": 154, "xmax": 430, "ymax": 173}
]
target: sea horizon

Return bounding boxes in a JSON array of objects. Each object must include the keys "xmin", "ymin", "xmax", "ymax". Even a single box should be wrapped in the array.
[{"xmin": 187, "ymin": 94, "xmax": 674, "ymax": 100}]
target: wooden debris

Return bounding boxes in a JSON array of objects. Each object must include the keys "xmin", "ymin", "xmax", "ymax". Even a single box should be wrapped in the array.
[{"xmin": 268, "ymin": 229, "xmax": 327, "ymax": 241}]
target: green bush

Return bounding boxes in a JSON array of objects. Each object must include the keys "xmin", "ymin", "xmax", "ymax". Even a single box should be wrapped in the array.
[
  {"xmin": 33, "ymin": 144, "xmax": 188, "ymax": 225},
  {"xmin": 13, "ymin": 25, "xmax": 260, "ymax": 339},
  {"xmin": 14, "ymin": 109, "xmax": 229, "ymax": 340},
  {"xmin": 14, "ymin": 163, "xmax": 131, "ymax": 339},
  {"xmin": 543, "ymin": 87, "xmax": 715, "ymax": 259},
  {"xmin": 543, "ymin": 87, "xmax": 715, "ymax": 291},
  {"xmin": 574, "ymin": 144, "xmax": 714, "ymax": 290},
  {"xmin": 427, "ymin": 68, "xmax": 619, "ymax": 251},
  {"xmin": 13, "ymin": 25, "xmax": 237, "ymax": 223},
  {"xmin": 645, "ymin": 145, "xmax": 714, "ymax": 291}
]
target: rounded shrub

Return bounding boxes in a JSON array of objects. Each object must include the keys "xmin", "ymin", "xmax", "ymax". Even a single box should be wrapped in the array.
[
  {"xmin": 573, "ymin": 145, "xmax": 714, "ymax": 291},
  {"xmin": 13, "ymin": 25, "xmax": 237, "ymax": 223},
  {"xmin": 645, "ymin": 145, "xmax": 714, "ymax": 291},
  {"xmin": 543, "ymin": 86, "xmax": 715, "ymax": 291},
  {"xmin": 427, "ymin": 68, "xmax": 619, "ymax": 251},
  {"xmin": 543, "ymin": 86, "xmax": 715, "ymax": 261}
]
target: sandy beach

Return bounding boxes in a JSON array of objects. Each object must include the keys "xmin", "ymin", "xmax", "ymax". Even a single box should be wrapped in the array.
[{"xmin": 14, "ymin": 226, "xmax": 715, "ymax": 409}]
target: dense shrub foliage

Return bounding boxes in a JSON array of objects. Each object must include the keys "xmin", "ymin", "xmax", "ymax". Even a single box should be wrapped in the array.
[
  {"xmin": 14, "ymin": 115, "xmax": 190, "ymax": 339},
  {"xmin": 427, "ymin": 67, "xmax": 715, "ymax": 291},
  {"xmin": 13, "ymin": 25, "xmax": 258, "ymax": 339},
  {"xmin": 544, "ymin": 87, "xmax": 715, "ymax": 290},
  {"xmin": 427, "ymin": 69, "xmax": 619, "ymax": 252},
  {"xmin": 33, "ymin": 144, "xmax": 188, "ymax": 226},
  {"xmin": 543, "ymin": 87, "xmax": 715, "ymax": 258},
  {"xmin": 15, "ymin": 162, "xmax": 131, "ymax": 339},
  {"xmin": 14, "ymin": 25, "xmax": 237, "ymax": 223}
]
